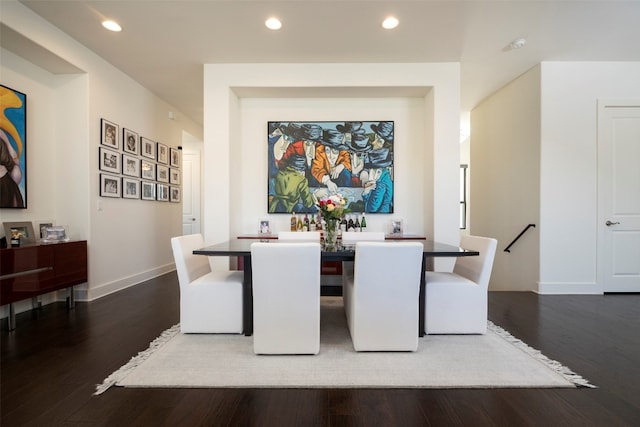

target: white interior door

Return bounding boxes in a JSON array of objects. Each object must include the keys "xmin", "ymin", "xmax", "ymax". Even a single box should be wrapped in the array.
[
  {"xmin": 182, "ymin": 151, "xmax": 201, "ymax": 235},
  {"xmin": 597, "ymin": 102, "xmax": 640, "ymax": 293}
]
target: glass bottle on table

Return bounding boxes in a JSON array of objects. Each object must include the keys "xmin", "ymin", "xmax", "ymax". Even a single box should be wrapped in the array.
[
  {"xmin": 290, "ymin": 212, "xmax": 297, "ymax": 231},
  {"xmin": 309, "ymin": 215, "xmax": 316, "ymax": 231},
  {"xmin": 304, "ymin": 213, "xmax": 310, "ymax": 231},
  {"xmin": 297, "ymin": 215, "xmax": 303, "ymax": 231},
  {"xmin": 347, "ymin": 216, "xmax": 355, "ymax": 232},
  {"xmin": 340, "ymin": 216, "xmax": 347, "ymax": 234},
  {"xmin": 354, "ymin": 216, "xmax": 361, "ymax": 232},
  {"xmin": 360, "ymin": 213, "xmax": 367, "ymax": 231}
]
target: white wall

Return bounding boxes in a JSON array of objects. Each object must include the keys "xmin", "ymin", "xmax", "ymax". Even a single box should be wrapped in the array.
[
  {"xmin": 539, "ymin": 62, "xmax": 640, "ymax": 294},
  {"xmin": 203, "ymin": 63, "xmax": 461, "ymax": 270},
  {"xmin": 1, "ymin": 3, "xmax": 203, "ymax": 312},
  {"xmin": 471, "ymin": 61, "xmax": 640, "ymax": 293},
  {"xmin": 471, "ymin": 66, "xmax": 541, "ymax": 291}
]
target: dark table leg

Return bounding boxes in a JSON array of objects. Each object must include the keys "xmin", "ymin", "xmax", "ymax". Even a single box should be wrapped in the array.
[
  {"xmin": 242, "ymin": 255, "xmax": 253, "ymax": 336},
  {"xmin": 419, "ymin": 256, "xmax": 435, "ymax": 337},
  {"xmin": 419, "ymin": 256, "xmax": 426, "ymax": 337}
]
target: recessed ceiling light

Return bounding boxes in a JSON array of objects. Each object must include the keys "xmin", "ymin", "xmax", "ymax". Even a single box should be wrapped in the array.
[
  {"xmin": 102, "ymin": 20, "xmax": 122, "ymax": 32},
  {"xmin": 382, "ymin": 16, "xmax": 399, "ymax": 30},
  {"xmin": 265, "ymin": 17, "xmax": 282, "ymax": 30}
]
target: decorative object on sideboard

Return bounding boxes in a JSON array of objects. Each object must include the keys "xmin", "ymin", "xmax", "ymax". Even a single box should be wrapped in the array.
[
  {"xmin": 42, "ymin": 225, "xmax": 70, "ymax": 243},
  {"xmin": 38, "ymin": 221, "xmax": 53, "ymax": 239},
  {"xmin": 3, "ymin": 221, "xmax": 36, "ymax": 244}
]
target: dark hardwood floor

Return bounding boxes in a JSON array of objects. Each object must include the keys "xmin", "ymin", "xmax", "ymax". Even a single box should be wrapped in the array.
[{"xmin": 2, "ymin": 273, "xmax": 639, "ymax": 426}]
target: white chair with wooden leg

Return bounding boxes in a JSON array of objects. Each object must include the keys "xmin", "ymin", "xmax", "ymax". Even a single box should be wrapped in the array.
[
  {"xmin": 171, "ymin": 234, "xmax": 243, "ymax": 334},
  {"xmin": 424, "ymin": 235, "xmax": 497, "ymax": 334}
]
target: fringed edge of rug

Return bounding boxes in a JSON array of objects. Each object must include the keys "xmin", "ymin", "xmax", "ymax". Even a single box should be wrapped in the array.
[
  {"xmin": 487, "ymin": 321, "xmax": 596, "ymax": 388},
  {"xmin": 94, "ymin": 323, "xmax": 181, "ymax": 395}
]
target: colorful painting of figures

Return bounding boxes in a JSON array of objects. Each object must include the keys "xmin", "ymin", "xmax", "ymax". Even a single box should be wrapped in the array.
[
  {"xmin": 268, "ymin": 121, "xmax": 394, "ymax": 214},
  {"xmin": 0, "ymin": 85, "xmax": 27, "ymax": 208}
]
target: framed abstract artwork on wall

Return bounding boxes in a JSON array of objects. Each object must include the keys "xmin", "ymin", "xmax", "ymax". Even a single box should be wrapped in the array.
[
  {"xmin": 1, "ymin": 84, "xmax": 27, "ymax": 208},
  {"xmin": 267, "ymin": 121, "xmax": 394, "ymax": 214}
]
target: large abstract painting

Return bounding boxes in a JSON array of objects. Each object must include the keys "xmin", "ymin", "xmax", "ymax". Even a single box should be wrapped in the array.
[
  {"xmin": 268, "ymin": 121, "xmax": 394, "ymax": 214},
  {"xmin": 0, "ymin": 84, "xmax": 27, "ymax": 208}
]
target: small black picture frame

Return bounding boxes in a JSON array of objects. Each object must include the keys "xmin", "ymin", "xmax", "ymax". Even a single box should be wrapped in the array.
[
  {"xmin": 100, "ymin": 173, "xmax": 121, "ymax": 198},
  {"xmin": 101, "ymin": 118, "xmax": 119, "ymax": 150},
  {"xmin": 123, "ymin": 128, "xmax": 139, "ymax": 155}
]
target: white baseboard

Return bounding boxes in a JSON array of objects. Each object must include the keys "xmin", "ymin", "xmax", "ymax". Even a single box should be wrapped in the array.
[
  {"xmin": 536, "ymin": 281, "xmax": 602, "ymax": 295},
  {"xmin": 79, "ymin": 263, "xmax": 176, "ymax": 301}
]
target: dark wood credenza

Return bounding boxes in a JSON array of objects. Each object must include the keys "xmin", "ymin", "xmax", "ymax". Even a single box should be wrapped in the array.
[{"xmin": 0, "ymin": 240, "xmax": 87, "ymax": 330}]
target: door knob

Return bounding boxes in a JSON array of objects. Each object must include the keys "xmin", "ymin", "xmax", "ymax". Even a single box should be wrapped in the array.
[{"xmin": 605, "ymin": 220, "xmax": 620, "ymax": 226}]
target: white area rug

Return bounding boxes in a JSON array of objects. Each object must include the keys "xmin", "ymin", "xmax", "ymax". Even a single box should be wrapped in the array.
[{"xmin": 95, "ymin": 298, "xmax": 594, "ymax": 394}]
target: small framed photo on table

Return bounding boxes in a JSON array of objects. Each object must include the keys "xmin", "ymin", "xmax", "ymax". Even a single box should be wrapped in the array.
[
  {"xmin": 259, "ymin": 220, "xmax": 271, "ymax": 234},
  {"xmin": 38, "ymin": 222, "xmax": 53, "ymax": 239},
  {"xmin": 3, "ymin": 221, "xmax": 36, "ymax": 245},
  {"xmin": 391, "ymin": 219, "xmax": 403, "ymax": 235}
]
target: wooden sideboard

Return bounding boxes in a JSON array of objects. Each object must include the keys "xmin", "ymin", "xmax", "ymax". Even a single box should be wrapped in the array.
[{"xmin": 0, "ymin": 240, "xmax": 87, "ymax": 330}]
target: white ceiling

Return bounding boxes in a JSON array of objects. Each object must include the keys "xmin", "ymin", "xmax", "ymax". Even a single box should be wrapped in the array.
[{"xmin": 9, "ymin": 1, "xmax": 640, "ymax": 126}]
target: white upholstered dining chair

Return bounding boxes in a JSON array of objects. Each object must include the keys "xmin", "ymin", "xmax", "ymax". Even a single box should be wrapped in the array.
[
  {"xmin": 341, "ymin": 231, "xmax": 386, "ymax": 243},
  {"xmin": 277, "ymin": 231, "xmax": 321, "ymax": 241},
  {"xmin": 343, "ymin": 241, "xmax": 423, "ymax": 351},
  {"xmin": 341, "ymin": 231, "xmax": 386, "ymax": 287},
  {"xmin": 250, "ymin": 242, "xmax": 321, "ymax": 354},
  {"xmin": 424, "ymin": 235, "xmax": 497, "ymax": 334},
  {"xmin": 171, "ymin": 234, "xmax": 243, "ymax": 334}
]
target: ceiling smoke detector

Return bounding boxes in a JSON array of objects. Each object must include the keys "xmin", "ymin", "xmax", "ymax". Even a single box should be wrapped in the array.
[{"xmin": 509, "ymin": 38, "xmax": 526, "ymax": 50}]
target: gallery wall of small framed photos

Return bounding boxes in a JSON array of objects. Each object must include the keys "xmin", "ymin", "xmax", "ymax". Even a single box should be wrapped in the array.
[{"xmin": 99, "ymin": 118, "xmax": 181, "ymax": 203}]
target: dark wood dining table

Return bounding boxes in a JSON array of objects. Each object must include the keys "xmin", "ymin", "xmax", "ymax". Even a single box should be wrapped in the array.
[{"xmin": 194, "ymin": 239, "xmax": 479, "ymax": 337}]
